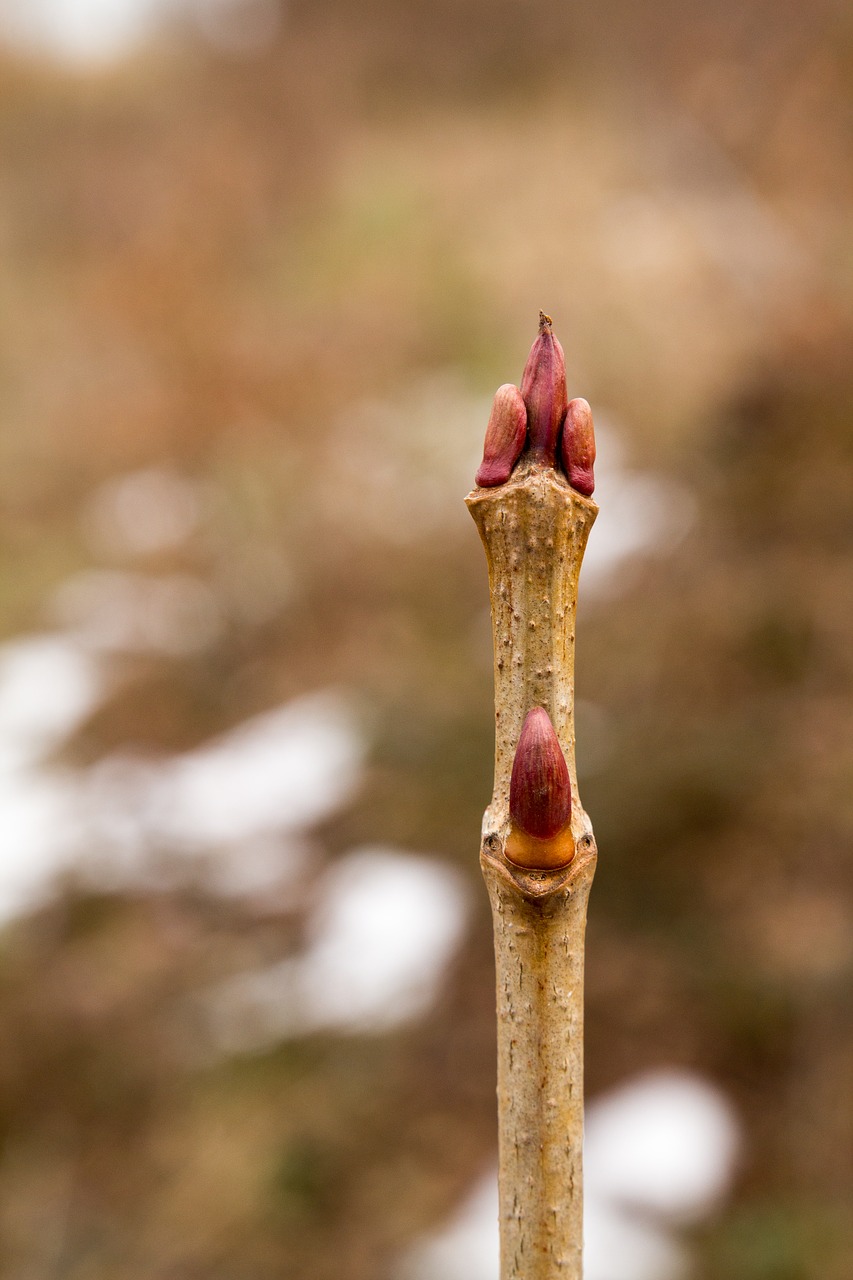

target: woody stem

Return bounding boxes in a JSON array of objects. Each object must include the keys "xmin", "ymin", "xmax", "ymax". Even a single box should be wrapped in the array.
[{"xmin": 467, "ymin": 458, "xmax": 598, "ymax": 1280}]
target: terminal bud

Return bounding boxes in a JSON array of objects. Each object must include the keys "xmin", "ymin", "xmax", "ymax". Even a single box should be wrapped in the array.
[{"xmin": 520, "ymin": 312, "xmax": 567, "ymax": 468}]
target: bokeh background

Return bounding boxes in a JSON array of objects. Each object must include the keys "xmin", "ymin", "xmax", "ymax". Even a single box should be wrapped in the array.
[{"xmin": 0, "ymin": 1, "xmax": 851, "ymax": 1276}]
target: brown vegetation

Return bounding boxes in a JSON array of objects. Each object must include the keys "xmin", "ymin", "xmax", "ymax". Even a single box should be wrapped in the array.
[{"xmin": 0, "ymin": 1, "xmax": 851, "ymax": 1276}]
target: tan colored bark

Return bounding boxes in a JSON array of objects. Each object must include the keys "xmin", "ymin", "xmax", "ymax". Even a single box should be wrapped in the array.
[{"xmin": 466, "ymin": 456, "xmax": 598, "ymax": 1280}]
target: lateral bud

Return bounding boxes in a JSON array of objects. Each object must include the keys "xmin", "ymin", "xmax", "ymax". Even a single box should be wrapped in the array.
[
  {"xmin": 520, "ymin": 311, "xmax": 567, "ymax": 469},
  {"xmin": 506, "ymin": 706, "xmax": 574, "ymax": 870},
  {"xmin": 475, "ymin": 384, "xmax": 527, "ymax": 487},
  {"xmin": 561, "ymin": 397, "xmax": 596, "ymax": 496}
]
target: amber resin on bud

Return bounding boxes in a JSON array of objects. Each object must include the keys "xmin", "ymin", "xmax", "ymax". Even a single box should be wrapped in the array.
[
  {"xmin": 506, "ymin": 706, "xmax": 574, "ymax": 870},
  {"xmin": 520, "ymin": 311, "xmax": 567, "ymax": 469},
  {"xmin": 561, "ymin": 397, "xmax": 596, "ymax": 497},
  {"xmin": 475, "ymin": 384, "xmax": 527, "ymax": 488}
]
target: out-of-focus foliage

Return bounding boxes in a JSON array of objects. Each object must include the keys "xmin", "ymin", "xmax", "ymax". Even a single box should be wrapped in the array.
[{"xmin": 0, "ymin": 1, "xmax": 851, "ymax": 1276}]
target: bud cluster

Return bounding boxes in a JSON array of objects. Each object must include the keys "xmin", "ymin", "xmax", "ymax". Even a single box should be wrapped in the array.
[{"xmin": 475, "ymin": 311, "xmax": 595, "ymax": 496}]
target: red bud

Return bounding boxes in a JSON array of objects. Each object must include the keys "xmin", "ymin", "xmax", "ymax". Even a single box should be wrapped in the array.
[
  {"xmin": 509, "ymin": 707, "xmax": 572, "ymax": 840},
  {"xmin": 520, "ymin": 312, "xmax": 567, "ymax": 468},
  {"xmin": 561, "ymin": 397, "xmax": 596, "ymax": 496},
  {"xmin": 475, "ymin": 384, "xmax": 527, "ymax": 487}
]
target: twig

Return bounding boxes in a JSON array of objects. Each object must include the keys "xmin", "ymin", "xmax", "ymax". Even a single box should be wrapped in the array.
[{"xmin": 466, "ymin": 314, "xmax": 598, "ymax": 1279}]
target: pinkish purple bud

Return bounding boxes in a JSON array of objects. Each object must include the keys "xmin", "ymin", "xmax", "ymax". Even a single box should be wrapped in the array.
[
  {"xmin": 475, "ymin": 384, "xmax": 527, "ymax": 487},
  {"xmin": 509, "ymin": 707, "xmax": 572, "ymax": 840},
  {"xmin": 520, "ymin": 311, "xmax": 567, "ymax": 468},
  {"xmin": 561, "ymin": 397, "xmax": 596, "ymax": 496}
]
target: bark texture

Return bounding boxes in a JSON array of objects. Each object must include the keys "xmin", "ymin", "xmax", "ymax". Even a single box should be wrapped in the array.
[{"xmin": 466, "ymin": 457, "xmax": 598, "ymax": 1280}]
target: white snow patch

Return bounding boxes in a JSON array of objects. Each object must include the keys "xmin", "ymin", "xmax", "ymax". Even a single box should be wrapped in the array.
[
  {"xmin": 398, "ymin": 1174, "xmax": 499, "ymax": 1280},
  {"xmin": 204, "ymin": 834, "xmax": 315, "ymax": 900},
  {"xmin": 207, "ymin": 847, "xmax": 470, "ymax": 1048},
  {"xmin": 139, "ymin": 691, "xmax": 364, "ymax": 849},
  {"xmin": 0, "ymin": 769, "xmax": 82, "ymax": 921},
  {"xmin": 83, "ymin": 467, "xmax": 203, "ymax": 558},
  {"xmin": 397, "ymin": 1070, "xmax": 740, "ymax": 1280},
  {"xmin": 50, "ymin": 570, "xmax": 221, "ymax": 655},
  {"xmin": 584, "ymin": 1194, "xmax": 689, "ymax": 1280},
  {"xmin": 0, "ymin": 635, "xmax": 101, "ymax": 770},
  {"xmin": 0, "ymin": 0, "xmax": 280, "ymax": 64},
  {"xmin": 584, "ymin": 1069, "xmax": 741, "ymax": 1223},
  {"xmin": 0, "ymin": 667, "xmax": 364, "ymax": 921},
  {"xmin": 0, "ymin": 635, "xmax": 103, "ymax": 918},
  {"xmin": 0, "ymin": 0, "xmax": 169, "ymax": 62}
]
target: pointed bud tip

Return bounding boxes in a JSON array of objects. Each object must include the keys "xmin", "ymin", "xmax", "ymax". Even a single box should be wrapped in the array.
[
  {"xmin": 509, "ymin": 707, "xmax": 572, "ymax": 841},
  {"xmin": 521, "ymin": 318, "xmax": 567, "ymax": 468}
]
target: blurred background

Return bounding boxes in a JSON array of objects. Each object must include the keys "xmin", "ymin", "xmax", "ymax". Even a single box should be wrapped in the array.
[{"xmin": 0, "ymin": 0, "xmax": 851, "ymax": 1276}]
